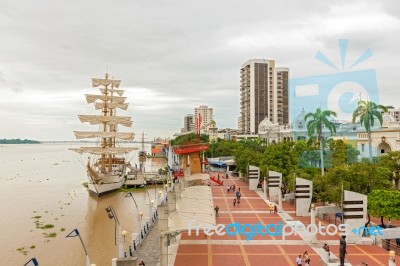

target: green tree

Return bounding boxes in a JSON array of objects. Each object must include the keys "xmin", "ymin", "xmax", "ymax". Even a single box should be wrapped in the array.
[
  {"xmin": 368, "ymin": 190, "xmax": 400, "ymax": 227},
  {"xmin": 379, "ymin": 151, "xmax": 400, "ymax": 188},
  {"xmin": 352, "ymin": 100, "xmax": 388, "ymax": 162},
  {"xmin": 305, "ymin": 108, "xmax": 337, "ymax": 176}
]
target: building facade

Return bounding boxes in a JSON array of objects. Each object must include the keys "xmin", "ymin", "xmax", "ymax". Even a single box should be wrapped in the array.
[
  {"xmin": 181, "ymin": 114, "xmax": 194, "ymax": 133},
  {"xmin": 194, "ymin": 105, "xmax": 214, "ymax": 133},
  {"xmin": 239, "ymin": 59, "xmax": 289, "ymax": 134}
]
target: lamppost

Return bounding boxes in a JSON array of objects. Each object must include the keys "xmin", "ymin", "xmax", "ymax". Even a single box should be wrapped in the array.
[
  {"xmin": 125, "ymin": 192, "xmax": 141, "ymax": 238},
  {"xmin": 389, "ymin": 250, "xmax": 396, "ymax": 266},
  {"xmin": 105, "ymin": 206, "xmax": 126, "ymax": 258},
  {"xmin": 24, "ymin": 257, "xmax": 39, "ymax": 266},
  {"xmin": 144, "ymin": 187, "xmax": 152, "ymax": 219},
  {"xmin": 159, "ymin": 190, "xmax": 163, "ymax": 205},
  {"xmin": 66, "ymin": 228, "xmax": 92, "ymax": 266}
]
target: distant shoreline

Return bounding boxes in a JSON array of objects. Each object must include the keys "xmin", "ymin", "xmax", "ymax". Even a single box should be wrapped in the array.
[{"xmin": 0, "ymin": 139, "xmax": 41, "ymax": 144}]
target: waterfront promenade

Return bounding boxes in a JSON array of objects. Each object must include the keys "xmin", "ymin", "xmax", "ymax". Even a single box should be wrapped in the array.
[{"xmin": 173, "ymin": 175, "xmax": 400, "ymax": 266}]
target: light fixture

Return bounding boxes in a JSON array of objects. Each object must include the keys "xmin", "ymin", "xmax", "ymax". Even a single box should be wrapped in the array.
[
  {"xmin": 389, "ymin": 250, "xmax": 395, "ymax": 258},
  {"xmin": 311, "ymin": 203, "xmax": 315, "ymax": 209},
  {"xmin": 159, "ymin": 190, "xmax": 162, "ymax": 195},
  {"xmin": 139, "ymin": 211, "xmax": 144, "ymax": 218},
  {"xmin": 151, "ymin": 199, "xmax": 154, "ymax": 204},
  {"xmin": 382, "ymin": 136, "xmax": 386, "ymax": 142}
]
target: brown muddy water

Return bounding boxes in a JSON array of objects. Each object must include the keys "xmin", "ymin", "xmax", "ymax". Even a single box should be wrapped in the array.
[{"xmin": 0, "ymin": 143, "xmax": 166, "ymax": 266}]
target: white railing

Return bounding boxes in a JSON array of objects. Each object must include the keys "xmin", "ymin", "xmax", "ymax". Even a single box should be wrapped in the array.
[{"xmin": 127, "ymin": 183, "xmax": 174, "ymax": 257}]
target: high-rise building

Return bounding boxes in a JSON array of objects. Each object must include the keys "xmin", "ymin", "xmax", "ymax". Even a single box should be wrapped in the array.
[
  {"xmin": 181, "ymin": 114, "xmax": 194, "ymax": 133},
  {"xmin": 194, "ymin": 105, "xmax": 213, "ymax": 133},
  {"xmin": 238, "ymin": 59, "xmax": 289, "ymax": 134},
  {"xmin": 276, "ymin": 67, "xmax": 289, "ymax": 125}
]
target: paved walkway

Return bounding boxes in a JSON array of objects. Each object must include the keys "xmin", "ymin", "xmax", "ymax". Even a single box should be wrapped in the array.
[
  {"xmin": 136, "ymin": 220, "xmax": 160, "ymax": 266},
  {"xmin": 173, "ymin": 175, "xmax": 400, "ymax": 266}
]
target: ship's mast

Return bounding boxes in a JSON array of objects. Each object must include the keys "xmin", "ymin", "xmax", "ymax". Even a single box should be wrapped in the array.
[{"xmin": 101, "ymin": 73, "xmax": 109, "ymax": 172}]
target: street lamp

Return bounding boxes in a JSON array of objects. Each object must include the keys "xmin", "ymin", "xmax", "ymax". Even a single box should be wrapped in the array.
[
  {"xmin": 125, "ymin": 192, "xmax": 142, "ymax": 237},
  {"xmin": 66, "ymin": 228, "xmax": 91, "ymax": 266},
  {"xmin": 105, "ymin": 206, "xmax": 125, "ymax": 258},
  {"xmin": 389, "ymin": 250, "xmax": 396, "ymax": 265},
  {"xmin": 144, "ymin": 187, "xmax": 152, "ymax": 219},
  {"xmin": 159, "ymin": 190, "xmax": 163, "ymax": 205},
  {"xmin": 24, "ymin": 257, "xmax": 39, "ymax": 266}
]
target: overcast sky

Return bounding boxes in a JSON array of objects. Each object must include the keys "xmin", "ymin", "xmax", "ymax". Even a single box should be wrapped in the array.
[{"xmin": 0, "ymin": 0, "xmax": 399, "ymax": 141}]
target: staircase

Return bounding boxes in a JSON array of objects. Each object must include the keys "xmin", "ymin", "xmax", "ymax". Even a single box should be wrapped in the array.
[{"xmin": 210, "ymin": 176, "xmax": 223, "ymax": 186}]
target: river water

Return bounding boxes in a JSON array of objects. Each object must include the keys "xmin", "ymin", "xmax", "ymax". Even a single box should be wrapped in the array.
[{"xmin": 0, "ymin": 143, "xmax": 166, "ymax": 266}]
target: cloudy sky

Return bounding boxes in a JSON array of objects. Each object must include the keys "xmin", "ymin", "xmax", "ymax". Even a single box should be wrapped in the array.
[{"xmin": 0, "ymin": 0, "xmax": 399, "ymax": 141}]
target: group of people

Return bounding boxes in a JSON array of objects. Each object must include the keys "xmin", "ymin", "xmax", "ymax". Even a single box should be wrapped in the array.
[
  {"xmin": 269, "ymin": 203, "xmax": 278, "ymax": 214},
  {"xmin": 227, "ymin": 184, "xmax": 237, "ymax": 193},
  {"xmin": 296, "ymin": 251, "xmax": 310, "ymax": 266}
]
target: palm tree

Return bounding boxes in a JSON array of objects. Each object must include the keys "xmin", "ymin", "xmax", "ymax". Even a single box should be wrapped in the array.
[
  {"xmin": 305, "ymin": 108, "xmax": 337, "ymax": 176},
  {"xmin": 352, "ymin": 100, "xmax": 388, "ymax": 162}
]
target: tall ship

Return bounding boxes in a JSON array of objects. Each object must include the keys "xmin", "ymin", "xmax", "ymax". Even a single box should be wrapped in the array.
[{"xmin": 70, "ymin": 74, "xmax": 137, "ymax": 195}]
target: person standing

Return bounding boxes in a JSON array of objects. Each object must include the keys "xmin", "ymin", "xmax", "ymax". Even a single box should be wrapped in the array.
[
  {"xmin": 339, "ymin": 235, "xmax": 347, "ymax": 266},
  {"xmin": 303, "ymin": 251, "xmax": 309, "ymax": 266},
  {"xmin": 237, "ymin": 199, "xmax": 240, "ymax": 206},
  {"xmin": 227, "ymin": 185, "xmax": 230, "ymax": 193},
  {"xmin": 214, "ymin": 205, "xmax": 219, "ymax": 217},
  {"xmin": 296, "ymin": 254, "xmax": 302, "ymax": 266},
  {"xmin": 233, "ymin": 199, "xmax": 236, "ymax": 207}
]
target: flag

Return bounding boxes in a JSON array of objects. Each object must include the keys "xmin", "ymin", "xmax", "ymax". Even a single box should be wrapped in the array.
[
  {"xmin": 66, "ymin": 228, "xmax": 80, "ymax": 238},
  {"xmin": 196, "ymin": 113, "xmax": 203, "ymax": 134},
  {"xmin": 24, "ymin": 257, "xmax": 39, "ymax": 266}
]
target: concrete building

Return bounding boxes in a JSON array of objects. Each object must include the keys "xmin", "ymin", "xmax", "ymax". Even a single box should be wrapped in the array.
[
  {"xmin": 385, "ymin": 107, "xmax": 400, "ymax": 123},
  {"xmin": 194, "ymin": 105, "xmax": 213, "ymax": 133},
  {"xmin": 238, "ymin": 59, "xmax": 289, "ymax": 135},
  {"xmin": 181, "ymin": 114, "xmax": 194, "ymax": 133}
]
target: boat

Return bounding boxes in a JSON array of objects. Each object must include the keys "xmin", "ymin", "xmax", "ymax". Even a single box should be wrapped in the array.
[{"xmin": 70, "ymin": 73, "xmax": 138, "ymax": 195}]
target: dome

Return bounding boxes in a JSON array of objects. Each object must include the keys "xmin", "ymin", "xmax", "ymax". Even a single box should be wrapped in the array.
[
  {"xmin": 383, "ymin": 113, "xmax": 396, "ymax": 123},
  {"xmin": 292, "ymin": 108, "xmax": 307, "ymax": 130},
  {"xmin": 258, "ymin": 116, "xmax": 275, "ymax": 133}
]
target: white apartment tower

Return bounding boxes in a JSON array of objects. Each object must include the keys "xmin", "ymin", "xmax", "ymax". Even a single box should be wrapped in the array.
[
  {"xmin": 239, "ymin": 59, "xmax": 289, "ymax": 134},
  {"xmin": 194, "ymin": 105, "xmax": 213, "ymax": 133}
]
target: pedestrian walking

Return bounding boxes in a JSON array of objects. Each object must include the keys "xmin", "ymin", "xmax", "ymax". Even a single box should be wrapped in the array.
[
  {"xmin": 236, "ymin": 190, "xmax": 240, "ymax": 200},
  {"xmin": 214, "ymin": 205, "xmax": 219, "ymax": 217},
  {"xmin": 296, "ymin": 254, "xmax": 302, "ymax": 266},
  {"xmin": 274, "ymin": 205, "xmax": 278, "ymax": 214},
  {"xmin": 233, "ymin": 199, "xmax": 236, "ymax": 207},
  {"xmin": 233, "ymin": 184, "xmax": 236, "ymax": 191},
  {"xmin": 237, "ymin": 199, "xmax": 240, "ymax": 206},
  {"xmin": 139, "ymin": 261, "xmax": 146, "ymax": 266},
  {"xmin": 227, "ymin": 185, "xmax": 230, "ymax": 193},
  {"xmin": 303, "ymin": 251, "xmax": 310, "ymax": 266},
  {"xmin": 269, "ymin": 204, "xmax": 274, "ymax": 214}
]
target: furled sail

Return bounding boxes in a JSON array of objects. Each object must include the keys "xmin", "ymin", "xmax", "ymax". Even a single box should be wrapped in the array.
[
  {"xmin": 70, "ymin": 147, "xmax": 137, "ymax": 155},
  {"xmin": 92, "ymin": 78, "xmax": 121, "ymax": 88},
  {"xmin": 74, "ymin": 131, "xmax": 135, "ymax": 140},
  {"xmin": 78, "ymin": 115, "xmax": 132, "ymax": 127},
  {"xmin": 94, "ymin": 102, "xmax": 129, "ymax": 110},
  {"xmin": 100, "ymin": 88, "xmax": 124, "ymax": 96},
  {"xmin": 85, "ymin": 94, "xmax": 126, "ymax": 104}
]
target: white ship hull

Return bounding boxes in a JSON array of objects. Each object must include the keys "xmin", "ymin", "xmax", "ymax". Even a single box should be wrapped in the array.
[{"xmin": 87, "ymin": 174, "xmax": 124, "ymax": 195}]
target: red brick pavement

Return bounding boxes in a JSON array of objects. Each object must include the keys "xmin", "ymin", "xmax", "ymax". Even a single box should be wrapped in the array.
[{"xmin": 174, "ymin": 174, "xmax": 400, "ymax": 266}]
